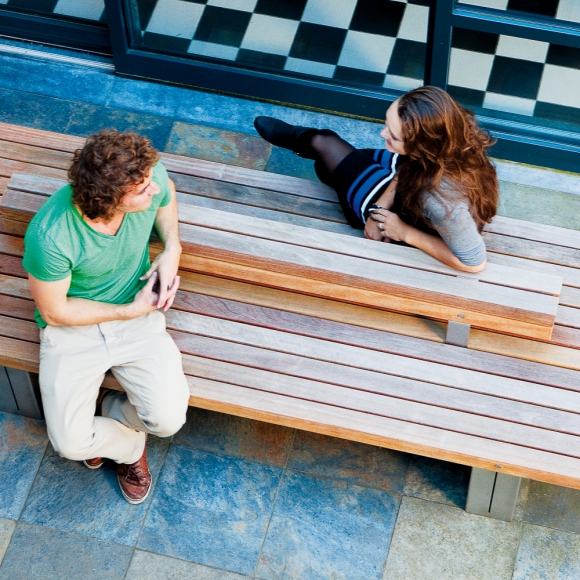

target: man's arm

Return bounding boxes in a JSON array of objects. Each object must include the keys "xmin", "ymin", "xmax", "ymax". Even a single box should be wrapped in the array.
[
  {"xmin": 28, "ymin": 272, "xmax": 160, "ymax": 327},
  {"xmin": 141, "ymin": 178, "xmax": 182, "ymax": 311}
]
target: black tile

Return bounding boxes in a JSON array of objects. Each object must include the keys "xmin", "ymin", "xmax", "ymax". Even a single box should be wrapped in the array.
[
  {"xmin": 447, "ymin": 85, "xmax": 485, "ymax": 109},
  {"xmin": 487, "ymin": 56, "xmax": 543, "ymax": 99},
  {"xmin": 255, "ymin": 0, "xmax": 308, "ymax": 20},
  {"xmin": 350, "ymin": 0, "xmax": 406, "ymax": 37},
  {"xmin": 535, "ymin": 101, "xmax": 580, "ymax": 126},
  {"xmin": 334, "ymin": 66, "xmax": 385, "ymax": 86},
  {"xmin": 408, "ymin": 0, "xmax": 430, "ymax": 5},
  {"xmin": 236, "ymin": 48, "xmax": 286, "ymax": 69},
  {"xmin": 290, "ymin": 22, "xmax": 347, "ymax": 65},
  {"xmin": 134, "ymin": 0, "xmax": 160, "ymax": 31},
  {"xmin": 5, "ymin": 0, "xmax": 58, "ymax": 13},
  {"xmin": 452, "ymin": 28, "xmax": 498, "ymax": 55},
  {"xmin": 386, "ymin": 39, "xmax": 426, "ymax": 80},
  {"xmin": 66, "ymin": 104, "xmax": 174, "ymax": 151},
  {"xmin": 142, "ymin": 31, "xmax": 191, "ymax": 53},
  {"xmin": 547, "ymin": 44, "xmax": 580, "ymax": 70},
  {"xmin": 0, "ymin": 90, "xmax": 79, "ymax": 132},
  {"xmin": 507, "ymin": 0, "xmax": 558, "ymax": 18},
  {"xmin": 194, "ymin": 6, "xmax": 251, "ymax": 47}
]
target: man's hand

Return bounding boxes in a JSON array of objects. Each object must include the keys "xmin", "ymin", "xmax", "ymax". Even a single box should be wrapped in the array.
[
  {"xmin": 131, "ymin": 271, "xmax": 161, "ymax": 317},
  {"xmin": 140, "ymin": 248, "xmax": 181, "ymax": 311}
]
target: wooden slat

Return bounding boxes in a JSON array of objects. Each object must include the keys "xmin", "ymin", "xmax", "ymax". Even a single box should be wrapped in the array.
[
  {"xmin": 556, "ymin": 305, "xmax": 580, "ymax": 329},
  {"xmin": 0, "ymin": 157, "xmax": 67, "ymax": 180},
  {"xmin": 0, "ymin": 314, "xmax": 38, "ymax": 343},
  {"xmin": 0, "ymin": 122, "xmax": 84, "ymax": 153},
  {"xmin": 0, "ymin": 274, "xmax": 30, "ymax": 298},
  {"xmin": 0, "ymin": 335, "xmax": 38, "ymax": 372},
  {"xmin": 0, "ymin": 140, "xmax": 72, "ymax": 170},
  {"xmin": 486, "ymin": 215, "xmax": 580, "ymax": 250},
  {"xmin": 0, "ymin": 254, "xmax": 26, "ymax": 277},
  {"xmin": 0, "ymin": 294, "xmax": 35, "ymax": 320}
]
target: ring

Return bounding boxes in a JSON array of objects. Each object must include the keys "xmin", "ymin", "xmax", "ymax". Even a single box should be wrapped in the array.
[{"xmin": 378, "ymin": 223, "xmax": 384, "ymax": 231}]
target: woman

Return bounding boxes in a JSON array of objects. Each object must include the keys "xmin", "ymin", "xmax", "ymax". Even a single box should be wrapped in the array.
[{"xmin": 254, "ymin": 86, "xmax": 498, "ymax": 273}]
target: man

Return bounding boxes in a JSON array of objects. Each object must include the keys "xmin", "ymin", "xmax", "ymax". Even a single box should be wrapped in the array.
[{"xmin": 22, "ymin": 130, "xmax": 190, "ymax": 504}]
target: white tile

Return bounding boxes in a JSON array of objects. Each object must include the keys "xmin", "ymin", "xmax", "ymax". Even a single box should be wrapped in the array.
[
  {"xmin": 302, "ymin": 0, "xmax": 358, "ymax": 29},
  {"xmin": 538, "ymin": 64, "xmax": 580, "ymax": 108},
  {"xmin": 338, "ymin": 31, "xmax": 395, "ymax": 72},
  {"xmin": 241, "ymin": 14, "xmax": 299, "ymax": 56},
  {"xmin": 146, "ymin": 0, "xmax": 204, "ymax": 39},
  {"xmin": 483, "ymin": 92, "xmax": 535, "ymax": 116},
  {"xmin": 207, "ymin": 0, "xmax": 258, "ymax": 11},
  {"xmin": 397, "ymin": 4, "xmax": 429, "ymax": 43},
  {"xmin": 456, "ymin": 0, "xmax": 509, "ymax": 8},
  {"xmin": 383, "ymin": 74, "xmax": 422, "ymax": 92},
  {"xmin": 284, "ymin": 57, "xmax": 336, "ymax": 78},
  {"xmin": 496, "ymin": 35, "xmax": 549, "ymax": 63},
  {"xmin": 54, "ymin": 0, "xmax": 104, "ymax": 20},
  {"xmin": 0, "ymin": 0, "xmax": 8, "ymax": 4},
  {"xmin": 557, "ymin": 0, "xmax": 580, "ymax": 24},
  {"xmin": 187, "ymin": 40, "xmax": 239, "ymax": 61},
  {"xmin": 448, "ymin": 48, "xmax": 494, "ymax": 91}
]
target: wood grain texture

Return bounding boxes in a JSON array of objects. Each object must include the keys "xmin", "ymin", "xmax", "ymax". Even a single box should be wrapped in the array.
[
  {"xmin": 0, "ymin": 157, "xmax": 67, "ymax": 180},
  {"xmin": 0, "ymin": 273, "xmax": 30, "ymax": 298}
]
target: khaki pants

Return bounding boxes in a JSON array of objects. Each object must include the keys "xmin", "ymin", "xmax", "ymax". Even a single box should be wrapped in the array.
[{"xmin": 39, "ymin": 310, "xmax": 190, "ymax": 464}]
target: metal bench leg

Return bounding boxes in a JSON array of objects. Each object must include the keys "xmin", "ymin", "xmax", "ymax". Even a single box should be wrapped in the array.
[
  {"xmin": 0, "ymin": 367, "xmax": 44, "ymax": 419},
  {"xmin": 465, "ymin": 467, "xmax": 521, "ymax": 521},
  {"xmin": 446, "ymin": 320, "xmax": 471, "ymax": 347}
]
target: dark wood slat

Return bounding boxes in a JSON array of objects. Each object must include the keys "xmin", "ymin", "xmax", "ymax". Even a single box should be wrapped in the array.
[
  {"xmin": 0, "ymin": 254, "xmax": 26, "ymax": 277},
  {"xmin": 0, "ymin": 294, "xmax": 35, "ymax": 320}
]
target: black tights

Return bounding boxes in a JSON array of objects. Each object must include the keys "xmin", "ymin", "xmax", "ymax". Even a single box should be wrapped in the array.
[{"xmin": 305, "ymin": 131, "xmax": 356, "ymax": 174}]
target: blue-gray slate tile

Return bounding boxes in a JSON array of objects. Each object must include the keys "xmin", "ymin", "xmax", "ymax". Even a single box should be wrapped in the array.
[
  {"xmin": 0, "ymin": 54, "xmax": 114, "ymax": 105},
  {"xmin": 265, "ymin": 147, "xmax": 319, "ymax": 180},
  {"xmin": 287, "ymin": 430, "xmax": 410, "ymax": 494},
  {"xmin": 524, "ymin": 480, "xmax": 580, "ymax": 534},
  {"xmin": 138, "ymin": 445, "xmax": 282, "ymax": 576},
  {"xmin": 126, "ymin": 550, "xmax": 251, "ymax": 580},
  {"xmin": 175, "ymin": 408, "xmax": 294, "ymax": 467},
  {"xmin": 0, "ymin": 412, "xmax": 47, "ymax": 520},
  {"xmin": 255, "ymin": 470, "xmax": 398, "ymax": 580},
  {"xmin": 512, "ymin": 523, "xmax": 580, "ymax": 580},
  {"xmin": 65, "ymin": 104, "xmax": 174, "ymax": 151},
  {"xmin": 0, "ymin": 523, "xmax": 133, "ymax": 580},
  {"xmin": 0, "ymin": 518, "xmax": 16, "ymax": 565},
  {"xmin": 165, "ymin": 122, "xmax": 270, "ymax": 169},
  {"xmin": 0, "ymin": 91, "xmax": 84, "ymax": 133},
  {"xmin": 403, "ymin": 456, "xmax": 470, "ymax": 508},
  {"xmin": 20, "ymin": 437, "xmax": 169, "ymax": 546}
]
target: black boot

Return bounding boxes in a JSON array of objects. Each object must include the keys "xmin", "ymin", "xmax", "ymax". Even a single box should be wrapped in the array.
[{"xmin": 254, "ymin": 116, "xmax": 319, "ymax": 159}]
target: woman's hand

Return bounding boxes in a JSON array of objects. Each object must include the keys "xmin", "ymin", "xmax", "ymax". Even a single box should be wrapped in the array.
[{"xmin": 368, "ymin": 209, "xmax": 408, "ymax": 243}]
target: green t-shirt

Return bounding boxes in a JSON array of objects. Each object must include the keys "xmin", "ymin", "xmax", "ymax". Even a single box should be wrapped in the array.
[{"xmin": 22, "ymin": 162, "xmax": 172, "ymax": 328}]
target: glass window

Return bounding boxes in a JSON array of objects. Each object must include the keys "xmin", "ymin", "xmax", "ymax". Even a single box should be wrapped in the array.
[
  {"xmin": 0, "ymin": 0, "xmax": 106, "ymax": 23},
  {"xmin": 456, "ymin": 0, "xmax": 580, "ymax": 25},
  {"xmin": 448, "ymin": 28, "xmax": 580, "ymax": 132},
  {"xmin": 124, "ymin": 0, "xmax": 430, "ymax": 93}
]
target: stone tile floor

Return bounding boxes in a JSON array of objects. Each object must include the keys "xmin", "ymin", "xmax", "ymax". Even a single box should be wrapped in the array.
[{"xmin": 1, "ymin": 38, "xmax": 580, "ymax": 579}]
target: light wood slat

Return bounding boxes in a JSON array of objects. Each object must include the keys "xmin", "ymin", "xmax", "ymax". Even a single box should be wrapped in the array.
[
  {"xmin": 485, "ymin": 232, "xmax": 580, "ymax": 269},
  {"xmin": 0, "ymin": 314, "xmax": 38, "ymax": 342},
  {"xmin": 0, "ymin": 177, "xmax": 8, "ymax": 197},
  {"xmin": 186, "ymin": 375, "xmax": 580, "ymax": 489},
  {"xmin": 165, "ymin": 311, "xmax": 574, "ymax": 412},
  {"xmin": 0, "ymin": 335, "xmax": 38, "ymax": 372},
  {"xmin": 170, "ymin": 233, "xmax": 557, "ymax": 332},
  {"xmin": 172, "ymin": 284, "xmax": 580, "ymax": 388},
  {"xmin": 180, "ymin": 353, "xmax": 580, "ymax": 434},
  {"xmin": 5, "ymin": 172, "xmax": 564, "ymax": 296},
  {"xmin": 176, "ymin": 203, "xmax": 561, "ymax": 296},
  {"xmin": 0, "ymin": 122, "xmax": 84, "ymax": 152},
  {"xmin": 556, "ymin": 305, "xmax": 580, "ymax": 329},
  {"xmin": 0, "ymin": 158, "xmax": 67, "ymax": 180},
  {"xmin": 486, "ymin": 216, "xmax": 580, "ymax": 250},
  {"xmin": 0, "ymin": 122, "xmax": 337, "ymax": 201},
  {"xmin": 0, "ymin": 274, "xmax": 30, "ymax": 298},
  {"xmin": 487, "ymin": 252, "xmax": 580, "ymax": 290},
  {"xmin": 560, "ymin": 287, "xmax": 580, "ymax": 308},
  {"xmin": 0, "ymin": 140, "xmax": 72, "ymax": 169},
  {"xmin": 0, "ymin": 233, "xmax": 23, "ymax": 256},
  {"xmin": 177, "ymin": 191, "xmax": 356, "ymax": 235}
]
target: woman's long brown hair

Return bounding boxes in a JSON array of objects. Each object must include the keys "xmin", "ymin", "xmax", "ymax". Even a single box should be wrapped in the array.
[{"xmin": 395, "ymin": 86, "xmax": 498, "ymax": 227}]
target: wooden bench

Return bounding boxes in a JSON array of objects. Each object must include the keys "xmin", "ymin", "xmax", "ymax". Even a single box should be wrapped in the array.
[{"xmin": 1, "ymin": 122, "xmax": 580, "ymax": 523}]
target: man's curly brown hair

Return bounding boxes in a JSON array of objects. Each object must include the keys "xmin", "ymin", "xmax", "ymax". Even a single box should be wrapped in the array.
[{"xmin": 68, "ymin": 130, "xmax": 160, "ymax": 221}]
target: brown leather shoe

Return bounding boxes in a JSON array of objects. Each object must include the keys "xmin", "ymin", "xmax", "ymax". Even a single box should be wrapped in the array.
[
  {"xmin": 117, "ymin": 444, "xmax": 151, "ymax": 505},
  {"xmin": 83, "ymin": 457, "xmax": 106, "ymax": 469}
]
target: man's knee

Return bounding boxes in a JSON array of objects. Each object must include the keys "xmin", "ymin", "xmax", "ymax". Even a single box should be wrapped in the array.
[
  {"xmin": 49, "ymin": 431, "xmax": 94, "ymax": 461},
  {"xmin": 144, "ymin": 399, "xmax": 188, "ymax": 438}
]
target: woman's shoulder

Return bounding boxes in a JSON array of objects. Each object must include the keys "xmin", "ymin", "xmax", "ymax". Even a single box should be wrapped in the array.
[{"xmin": 422, "ymin": 180, "xmax": 470, "ymax": 219}]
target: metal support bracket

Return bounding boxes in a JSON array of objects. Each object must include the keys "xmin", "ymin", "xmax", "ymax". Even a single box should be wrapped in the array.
[
  {"xmin": 465, "ymin": 467, "xmax": 521, "ymax": 521},
  {"xmin": 446, "ymin": 320, "xmax": 471, "ymax": 347}
]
